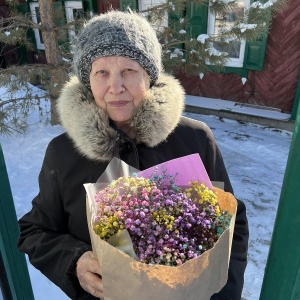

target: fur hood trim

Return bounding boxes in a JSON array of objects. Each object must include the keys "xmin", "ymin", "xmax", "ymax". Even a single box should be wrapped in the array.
[{"xmin": 57, "ymin": 73, "xmax": 185, "ymax": 161}]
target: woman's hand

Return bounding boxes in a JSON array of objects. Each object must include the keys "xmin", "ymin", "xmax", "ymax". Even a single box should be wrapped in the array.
[{"xmin": 76, "ymin": 251, "xmax": 104, "ymax": 298}]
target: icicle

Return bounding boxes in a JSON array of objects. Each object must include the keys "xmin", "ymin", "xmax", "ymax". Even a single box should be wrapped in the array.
[
  {"xmin": 242, "ymin": 77, "xmax": 247, "ymax": 85},
  {"xmin": 199, "ymin": 73, "xmax": 205, "ymax": 80}
]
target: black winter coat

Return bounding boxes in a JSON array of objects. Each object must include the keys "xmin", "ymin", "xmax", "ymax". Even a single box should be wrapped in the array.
[{"xmin": 18, "ymin": 74, "xmax": 248, "ymax": 300}]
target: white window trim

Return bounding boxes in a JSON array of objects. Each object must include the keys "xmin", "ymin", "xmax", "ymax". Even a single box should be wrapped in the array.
[
  {"xmin": 207, "ymin": 0, "xmax": 250, "ymax": 68},
  {"xmin": 29, "ymin": 2, "xmax": 45, "ymax": 50},
  {"xmin": 138, "ymin": 0, "xmax": 168, "ymax": 32},
  {"xmin": 64, "ymin": 1, "xmax": 84, "ymax": 42}
]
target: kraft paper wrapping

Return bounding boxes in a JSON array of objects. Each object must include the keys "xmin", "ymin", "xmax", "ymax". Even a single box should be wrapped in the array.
[{"xmin": 85, "ymin": 155, "xmax": 237, "ymax": 300}]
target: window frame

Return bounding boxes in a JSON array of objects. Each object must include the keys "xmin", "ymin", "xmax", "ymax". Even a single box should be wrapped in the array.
[
  {"xmin": 207, "ymin": 0, "xmax": 250, "ymax": 68},
  {"xmin": 64, "ymin": 1, "xmax": 84, "ymax": 43},
  {"xmin": 138, "ymin": 0, "xmax": 168, "ymax": 31},
  {"xmin": 29, "ymin": 2, "xmax": 44, "ymax": 50}
]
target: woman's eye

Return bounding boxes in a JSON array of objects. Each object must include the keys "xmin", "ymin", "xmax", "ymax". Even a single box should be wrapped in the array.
[
  {"xmin": 96, "ymin": 70, "xmax": 107, "ymax": 76},
  {"xmin": 124, "ymin": 68, "xmax": 134, "ymax": 73}
]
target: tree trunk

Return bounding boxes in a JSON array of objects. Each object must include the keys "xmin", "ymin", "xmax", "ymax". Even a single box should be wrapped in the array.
[{"xmin": 38, "ymin": 0, "xmax": 63, "ymax": 125}]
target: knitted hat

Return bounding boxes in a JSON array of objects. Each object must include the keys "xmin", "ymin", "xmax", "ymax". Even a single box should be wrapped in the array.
[{"xmin": 73, "ymin": 10, "xmax": 162, "ymax": 87}]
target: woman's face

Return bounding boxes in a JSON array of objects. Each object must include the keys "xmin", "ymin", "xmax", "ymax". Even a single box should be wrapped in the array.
[{"xmin": 90, "ymin": 56, "xmax": 150, "ymax": 128}]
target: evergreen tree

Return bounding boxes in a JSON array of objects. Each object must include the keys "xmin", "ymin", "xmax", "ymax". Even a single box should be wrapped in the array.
[{"xmin": 0, "ymin": 0, "xmax": 287, "ymax": 134}]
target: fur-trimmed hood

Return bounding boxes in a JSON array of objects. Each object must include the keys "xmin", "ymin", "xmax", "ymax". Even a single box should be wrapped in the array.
[{"xmin": 57, "ymin": 73, "xmax": 185, "ymax": 161}]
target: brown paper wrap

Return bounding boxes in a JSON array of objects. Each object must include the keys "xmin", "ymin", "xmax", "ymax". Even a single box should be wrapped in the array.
[{"xmin": 86, "ymin": 186, "xmax": 237, "ymax": 300}]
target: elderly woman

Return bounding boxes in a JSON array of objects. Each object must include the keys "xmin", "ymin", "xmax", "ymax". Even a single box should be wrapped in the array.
[{"xmin": 18, "ymin": 10, "xmax": 248, "ymax": 300}]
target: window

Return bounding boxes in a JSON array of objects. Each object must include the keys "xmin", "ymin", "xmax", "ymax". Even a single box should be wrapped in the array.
[
  {"xmin": 64, "ymin": 1, "xmax": 84, "ymax": 43},
  {"xmin": 138, "ymin": 0, "xmax": 168, "ymax": 32},
  {"xmin": 29, "ymin": 2, "xmax": 44, "ymax": 50},
  {"xmin": 29, "ymin": 1, "xmax": 84, "ymax": 52},
  {"xmin": 207, "ymin": 0, "xmax": 250, "ymax": 68}
]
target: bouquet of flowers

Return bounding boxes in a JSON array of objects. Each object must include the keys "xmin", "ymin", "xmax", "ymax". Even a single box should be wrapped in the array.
[
  {"xmin": 93, "ymin": 171, "xmax": 231, "ymax": 267},
  {"xmin": 85, "ymin": 154, "xmax": 237, "ymax": 300}
]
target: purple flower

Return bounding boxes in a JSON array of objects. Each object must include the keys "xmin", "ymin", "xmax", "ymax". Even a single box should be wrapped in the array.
[
  {"xmin": 156, "ymin": 249, "xmax": 163, "ymax": 256},
  {"xmin": 93, "ymin": 172, "xmax": 231, "ymax": 267}
]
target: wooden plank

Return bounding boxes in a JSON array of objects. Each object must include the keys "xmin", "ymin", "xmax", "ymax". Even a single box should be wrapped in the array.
[{"xmin": 0, "ymin": 144, "xmax": 34, "ymax": 300}]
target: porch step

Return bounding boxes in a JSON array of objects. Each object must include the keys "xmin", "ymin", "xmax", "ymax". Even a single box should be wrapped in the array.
[{"xmin": 185, "ymin": 95, "xmax": 295, "ymax": 132}]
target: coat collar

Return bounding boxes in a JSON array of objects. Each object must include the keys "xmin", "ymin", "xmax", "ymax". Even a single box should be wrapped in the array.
[{"xmin": 57, "ymin": 73, "xmax": 185, "ymax": 161}]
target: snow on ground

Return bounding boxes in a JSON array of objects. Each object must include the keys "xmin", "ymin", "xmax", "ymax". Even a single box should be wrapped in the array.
[{"xmin": 0, "ymin": 90, "xmax": 292, "ymax": 299}]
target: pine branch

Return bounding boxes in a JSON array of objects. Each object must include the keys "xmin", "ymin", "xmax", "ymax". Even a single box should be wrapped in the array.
[
  {"xmin": 0, "ymin": 15, "xmax": 42, "ymax": 30},
  {"xmin": 0, "ymin": 94, "xmax": 46, "ymax": 107},
  {"xmin": 0, "ymin": 0, "xmax": 289, "ymax": 135}
]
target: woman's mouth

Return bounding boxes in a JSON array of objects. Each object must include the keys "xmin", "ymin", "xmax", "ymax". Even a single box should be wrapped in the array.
[{"xmin": 108, "ymin": 101, "xmax": 129, "ymax": 107}]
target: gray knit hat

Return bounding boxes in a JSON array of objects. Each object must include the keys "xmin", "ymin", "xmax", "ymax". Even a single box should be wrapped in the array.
[{"xmin": 73, "ymin": 10, "xmax": 162, "ymax": 87}]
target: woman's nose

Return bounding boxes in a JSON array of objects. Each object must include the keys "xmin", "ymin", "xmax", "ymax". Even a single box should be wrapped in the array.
[{"xmin": 109, "ymin": 73, "xmax": 125, "ymax": 94}]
